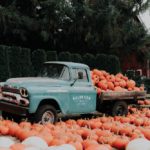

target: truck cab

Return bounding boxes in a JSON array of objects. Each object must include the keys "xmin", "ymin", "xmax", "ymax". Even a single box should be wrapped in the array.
[{"xmin": 0, "ymin": 61, "xmax": 96, "ymax": 124}]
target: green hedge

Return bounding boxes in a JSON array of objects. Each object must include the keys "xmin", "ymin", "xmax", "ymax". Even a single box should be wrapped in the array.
[
  {"xmin": 58, "ymin": 51, "xmax": 71, "ymax": 61},
  {"xmin": 31, "ymin": 49, "xmax": 46, "ymax": 75},
  {"xmin": 0, "ymin": 45, "xmax": 10, "ymax": 81},
  {"xmin": 95, "ymin": 53, "xmax": 120, "ymax": 74},
  {"xmin": 96, "ymin": 53, "xmax": 108, "ymax": 70},
  {"xmin": 20, "ymin": 48, "xmax": 32, "ymax": 77},
  {"xmin": 0, "ymin": 45, "xmax": 121, "ymax": 80},
  {"xmin": 107, "ymin": 55, "xmax": 121, "ymax": 74},
  {"xmin": 83, "ymin": 53, "xmax": 96, "ymax": 69},
  {"xmin": 8, "ymin": 46, "xmax": 22, "ymax": 77},
  {"xmin": 71, "ymin": 53, "xmax": 83, "ymax": 63},
  {"xmin": 47, "ymin": 51, "xmax": 58, "ymax": 61}
]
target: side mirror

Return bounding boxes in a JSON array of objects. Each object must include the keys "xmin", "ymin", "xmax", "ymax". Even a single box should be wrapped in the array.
[
  {"xmin": 78, "ymin": 72, "xmax": 83, "ymax": 79},
  {"xmin": 70, "ymin": 71, "xmax": 84, "ymax": 86}
]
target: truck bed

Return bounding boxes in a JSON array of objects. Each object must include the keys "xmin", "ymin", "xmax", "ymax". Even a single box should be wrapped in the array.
[{"xmin": 99, "ymin": 91, "xmax": 146, "ymax": 101}]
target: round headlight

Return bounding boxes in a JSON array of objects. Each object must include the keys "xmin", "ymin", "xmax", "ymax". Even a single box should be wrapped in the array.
[{"xmin": 20, "ymin": 88, "xmax": 28, "ymax": 97}]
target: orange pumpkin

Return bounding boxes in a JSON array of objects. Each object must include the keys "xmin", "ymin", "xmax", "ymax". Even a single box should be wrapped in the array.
[
  {"xmin": 98, "ymin": 80, "xmax": 108, "ymax": 90},
  {"xmin": 126, "ymin": 80, "xmax": 136, "ymax": 89},
  {"xmin": 119, "ymin": 80, "xmax": 126, "ymax": 88},
  {"xmin": 114, "ymin": 86, "xmax": 124, "ymax": 92},
  {"xmin": 107, "ymin": 82, "xmax": 114, "ymax": 90}
]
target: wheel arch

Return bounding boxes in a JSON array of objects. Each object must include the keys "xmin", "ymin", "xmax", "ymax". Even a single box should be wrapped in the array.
[
  {"xmin": 111, "ymin": 100, "xmax": 128, "ymax": 116},
  {"xmin": 38, "ymin": 99, "xmax": 62, "ymax": 113}
]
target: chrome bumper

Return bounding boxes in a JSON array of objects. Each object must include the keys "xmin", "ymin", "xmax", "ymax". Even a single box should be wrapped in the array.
[{"xmin": 0, "ymin": 100, "xmax": 29, "ymax": 116}]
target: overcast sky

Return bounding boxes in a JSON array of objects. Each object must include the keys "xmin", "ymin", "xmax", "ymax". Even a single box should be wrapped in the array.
[{"xmin": 139, "ymin": 9, "xmax": 150, "ymax": 33}]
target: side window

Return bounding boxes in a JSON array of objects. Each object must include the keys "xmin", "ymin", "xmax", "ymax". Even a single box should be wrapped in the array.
[
  {"xmin": 60, "ymin": 66, "xmax": 70, "ymax": 80},
  {"xmin": 72, "ymin": 68, "xmax": 88, "ymax": 82}
]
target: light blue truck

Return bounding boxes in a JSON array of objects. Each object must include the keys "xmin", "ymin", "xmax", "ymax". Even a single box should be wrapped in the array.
[{"xmin": 0, "ymin": 61, "xmax": 146, "ymax": 124}]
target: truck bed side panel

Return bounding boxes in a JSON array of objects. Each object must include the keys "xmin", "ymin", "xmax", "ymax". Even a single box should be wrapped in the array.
[{"xmin": 99, "ymin": 91, "xmax": 146, "ymax": 101}]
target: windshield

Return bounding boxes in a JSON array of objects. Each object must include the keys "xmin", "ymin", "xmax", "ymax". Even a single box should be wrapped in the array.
[{"xmin": 38, "ymin": 64, "xmax": 70, "ymax": 80}]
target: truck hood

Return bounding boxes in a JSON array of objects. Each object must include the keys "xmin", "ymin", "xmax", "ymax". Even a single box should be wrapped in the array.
[{"xmin": 5, "ymin": 77, "xmax": 69, "ymax": 88}]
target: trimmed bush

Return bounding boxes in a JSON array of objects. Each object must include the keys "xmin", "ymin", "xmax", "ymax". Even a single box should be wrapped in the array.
[
  {"xmin": 31, "ymin": 49, "xmax": 46, "ymax": 76},
  {"xmin": 95, "ymin": 53, "xmax": 108, "ymax": 70},
  {"xmin": 58, "ymin": 51, "xmax": 71, "ymax": 61},
  {"xmin": 20, "ymin": 48, "xmax": 32, "ymax": 77},
  {"xmin": 8, "ymin": 46, "xmax": 22, "ymax": 78},
  {"xmin": 0, "ymin": 45, "xmax": 10, "ymax": 81},
  {"xmin": 107, "ymin": 55, "xmax": 121, "ymax": 74},
  {"xmin": 0, "ymin": 44, "xmax": 121, "ymax": 80},
  {"xmin": 83, "ymin": 53, "xmax": 96, "ymax": 69},
  {"xmin": 95, "ymin": 53, "xmax": 120, "ymax": 73},
  {"xmin": 47, "ymin": 51, "xmax": 58, "ymax": 61},
  {"xmin": 70, "ymin": 53, "xmax": 83, "ymax": 63}
]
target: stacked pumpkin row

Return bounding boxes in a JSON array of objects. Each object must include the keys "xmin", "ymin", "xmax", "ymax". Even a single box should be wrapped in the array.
[
  {"xmin": 91, "ymin": 69, "xmax": 144, "ymax": 94},
  {"xmin": 138, "ymin": 99, "xmax": 150, "ymax": 105},
  {"xmin": 1, "ymin": 107, "xmax": 150, "ymax": 150}
]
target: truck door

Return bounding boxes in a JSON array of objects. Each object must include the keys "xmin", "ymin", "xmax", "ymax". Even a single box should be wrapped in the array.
[{"xmin": 69, "ymin": 68, "xmax": 96, "ymax": 114}]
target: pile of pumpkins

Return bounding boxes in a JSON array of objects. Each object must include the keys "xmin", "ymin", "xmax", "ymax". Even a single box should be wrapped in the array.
[
  {"xmin": 138, "ymin": 99, "xmax": 150, "ymax": 105},
  {"xmin": 1, "ymin": 107, "xmax": 150, "ymax": 150},
  {"xmin": 91, "ymin": 69, "xmax": 144, "ymax": 95}
]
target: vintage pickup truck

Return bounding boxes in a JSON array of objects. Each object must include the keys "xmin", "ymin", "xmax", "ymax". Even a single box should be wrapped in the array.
[{"xmin": 0, "ymin": 61, "xmax": 146, "ymax": 124}]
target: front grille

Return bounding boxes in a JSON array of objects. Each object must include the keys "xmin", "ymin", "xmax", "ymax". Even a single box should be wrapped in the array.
[
  {"xmin": 3, "ymin": 92, "xmax": 17, "ymax": 100},
  {"xmin": 2, "ymin": 86, "xmax": 20, "ymax": 94},
  {"xmin": 2, "ymin": 92, "xmax": 18, "ymax": 104},
  {"xmin": 1, "ymin": 85, "xmax": 29, "ymax": 106},
  {"xmin": 2, "ymin": 91, "xmax": 29, "ymax": 106}
]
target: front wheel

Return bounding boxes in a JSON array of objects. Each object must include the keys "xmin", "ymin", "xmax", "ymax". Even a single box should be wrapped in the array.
[
  {"xmin": 34, "ymin": 105, "xmax": 58, "ymax": 124},
  {"xmin": 111, "ymin": 101, "xmax": 128, "ymax": 116}
]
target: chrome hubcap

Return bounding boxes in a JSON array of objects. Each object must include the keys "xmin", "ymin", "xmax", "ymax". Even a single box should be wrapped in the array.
[
  {"xmin": 116, "ymin": 105, "xmax": 124, "ymax": 116},
  {"xmin": 42, "ymin": 111, "xmax": 54, "ymax": 124}
]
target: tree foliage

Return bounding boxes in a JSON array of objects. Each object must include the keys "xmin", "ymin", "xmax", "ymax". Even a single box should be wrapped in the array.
[{"xmin": 0, "ymin": 0, "xmax": 149, "ymax": 55}]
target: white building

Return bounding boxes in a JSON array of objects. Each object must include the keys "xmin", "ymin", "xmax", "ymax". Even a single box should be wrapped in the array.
[{"xmin": 139, "ymin": 9, "xmax": 150, "ymax": 34}]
